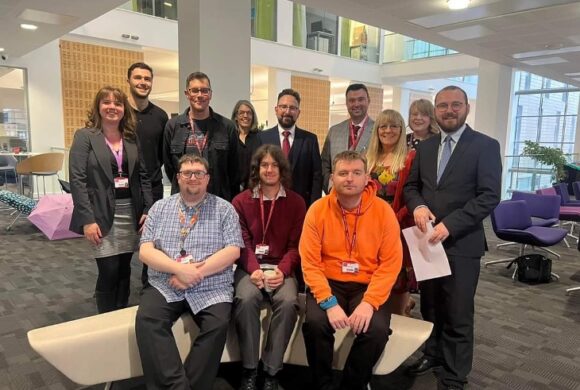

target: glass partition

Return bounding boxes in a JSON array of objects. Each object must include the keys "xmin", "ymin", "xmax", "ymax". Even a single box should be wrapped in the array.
[
  {"xmin": 251, "ymin": 0, "xmax": 277, "ymax": 41},
  {"xmin": 339, "ymin": 18, "xmax": 380, "ymax": 63},
  {"xmin": 0, "ymin": 67, "xmax": 29, "ymax": 153},
  {"xmin": 383, "ymin": 32, "xmax": 458, "ymax": 63},
  {"xmin": 293, "ymin": 5, "xmax": 338, "ymax": 55},
  {"xmin": 118, "ymin": 0, "xmax": 178, "ymax": 20}
]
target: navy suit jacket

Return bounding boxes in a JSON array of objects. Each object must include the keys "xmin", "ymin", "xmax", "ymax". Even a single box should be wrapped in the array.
[
  {"xmin": 259, "ymin": 126, "xmax": 322, "ymax": 207},
  {"xmin": 403, "ymin": 125, "xmax": 502, "ymax": 258}
]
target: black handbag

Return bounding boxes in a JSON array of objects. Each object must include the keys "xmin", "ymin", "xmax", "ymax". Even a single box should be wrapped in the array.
[{"xmin": 507, "ymin": 254, "xmax": 552, "ymax": 283}]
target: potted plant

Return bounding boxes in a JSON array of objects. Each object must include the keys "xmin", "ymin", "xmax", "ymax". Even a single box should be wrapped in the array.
[{"xmin": 522, "ymin": 140, "xmax": 567, "ymax": 182}]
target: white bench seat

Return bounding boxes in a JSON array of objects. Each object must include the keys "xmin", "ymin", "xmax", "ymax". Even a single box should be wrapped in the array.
[{"xmin": 28, "ymin": 299, "xmax": 433, "ymax": 386}]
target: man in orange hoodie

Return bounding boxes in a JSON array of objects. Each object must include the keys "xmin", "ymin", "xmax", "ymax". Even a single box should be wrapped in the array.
[{"xmin": 299, "ymin": 150, "xmax": 403, "ymax": 390}]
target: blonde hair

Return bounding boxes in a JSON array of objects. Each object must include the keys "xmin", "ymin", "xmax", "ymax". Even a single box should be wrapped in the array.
[
  {"xmin": 366, "ymin": 109, "xmax": 407, "ymax": 175},
  {"xmin": 408, "ymin": 99, "xmax": 440, "ymax": 135}
]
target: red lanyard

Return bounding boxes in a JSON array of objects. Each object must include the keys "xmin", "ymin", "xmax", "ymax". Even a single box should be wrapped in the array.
[
  {"xmin": 188, "ymin": 116, "xmax": 208, "ymax": 153},
  {"xmin": 259, "ymin": 189, "xmax": 276, "ymax": 244},
  {"xmin": 349, "ymin": 116, "xmax": 368, "ymax": 150},
  {"xmin": 339, "ymin": 201, "xmax": 362, "ymax": 260},
  {"xmin": 104, "ymin": 137, "xmax": 123, "ymax": 175},
  {"xmin": 177, "ymin": 196, "xmax": 205, "ymax": 256}
]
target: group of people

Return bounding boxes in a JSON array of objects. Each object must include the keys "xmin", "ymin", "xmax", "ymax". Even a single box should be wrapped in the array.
[{"xmin": 68, "ymin": 62, "xmax": 502, "ymax": 390}]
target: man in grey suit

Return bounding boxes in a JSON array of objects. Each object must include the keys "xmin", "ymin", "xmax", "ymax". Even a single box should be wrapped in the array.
[
  {"xmin": 321, "ymin": 83, "xmax": 374, "ymax": 193},
  {"xmin": 404, "ymin": 86, "xmax": 502, "ymax": 390}
]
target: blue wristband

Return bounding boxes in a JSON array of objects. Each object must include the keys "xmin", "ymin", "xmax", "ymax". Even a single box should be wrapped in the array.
[{"xmin": 319, "ymin": 295, "xmax": 338, "ymax": 310}]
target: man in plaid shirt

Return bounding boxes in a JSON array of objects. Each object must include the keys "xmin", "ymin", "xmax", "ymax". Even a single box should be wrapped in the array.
[{"xmin": 135, "ymin": 154, "xmax": 243, "ymax": 389}]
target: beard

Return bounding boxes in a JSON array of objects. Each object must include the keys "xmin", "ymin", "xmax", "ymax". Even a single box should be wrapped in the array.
[
  {"xmin": 278, "ymin": 115, "xmax": 296, "ymax": 129},
  {"xmin": 437, "ymin": 112, "xmax": 467, "ymax": 133}
]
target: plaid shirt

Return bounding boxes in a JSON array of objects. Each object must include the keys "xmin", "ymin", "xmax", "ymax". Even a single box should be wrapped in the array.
[{"xmin": 140, "ymin": 193, "xmax": 244, "ymax": 313}]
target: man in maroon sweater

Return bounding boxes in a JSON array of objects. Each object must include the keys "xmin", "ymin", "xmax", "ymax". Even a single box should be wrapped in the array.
[{"xmin": 232, "ymin": 144, "xmax": 306, "ymax": 390}]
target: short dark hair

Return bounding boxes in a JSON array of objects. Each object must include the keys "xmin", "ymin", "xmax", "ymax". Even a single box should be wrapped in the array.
[
  {"xmin": 332, "ymin": 150, "xmax": 367, "ymax": 173},
  {"xmin": 345, "ymin": 83, "xmax": 369, "ymax": 98},
  {"xmin": 127, "ymin": 62, "xmax": 153, "ymax": 79},
  {"xmin": 185, "ymin": 71, "xmax": 211, "ymax": 89},
  {"xmin": 277, "ymin": 88, "xmax": 301, "ymax": 105},
  {"xmin": 248, "ymin": 145, "xmax": 292, "ymax": 189},
  {"xmin": 435, "ymin": 85, "xmax": 469, "ymax": 105},
  {"xmin": 177, "ymin": 154, "xmax": 210, "ymax": 173}
]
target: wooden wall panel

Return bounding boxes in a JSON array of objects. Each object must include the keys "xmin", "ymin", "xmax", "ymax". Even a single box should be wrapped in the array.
[
  {"xmin": 60, "ymin": 40, "xmax": 143, "ymax": 147},
  {"xmin": 291, "ymin": 75, "xmax": 330, "ymax": 150},
  {"xmin": 367, "ymin": 85, "xmax": 384, "ymax": 122}
]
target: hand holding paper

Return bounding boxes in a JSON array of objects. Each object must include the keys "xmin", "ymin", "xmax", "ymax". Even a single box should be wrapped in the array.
[{"xmin": 402, "ymin": 223, "xmax": 451, "ymax": 281}]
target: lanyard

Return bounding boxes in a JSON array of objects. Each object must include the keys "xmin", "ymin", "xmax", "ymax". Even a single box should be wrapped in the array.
[
  {"xmin": 339, "ymin": 201, "xmax": 362, "ymax": 260},
  {"xmin": 104, "ymin": 137, "xmax": 123, "ymax": 175},
  {"xmin": 259, "ymin": 189, "xmax": 276, "ymax": 244},
  {"xmin": 349, "ymin": 116, "xmax": 368, "ymax": 150},
  {"xmin": 188, "ymin": 116, "xmax": 208, "ymax": 153},
  {"xmin": 177, "ymin": 196, "xmax": 206, "ymax": 256}
]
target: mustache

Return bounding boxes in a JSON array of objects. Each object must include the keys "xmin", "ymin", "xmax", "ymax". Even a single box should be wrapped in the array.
[{"xmin": 443, "ymin": 114, "xmax": 457, "ymax": 119}]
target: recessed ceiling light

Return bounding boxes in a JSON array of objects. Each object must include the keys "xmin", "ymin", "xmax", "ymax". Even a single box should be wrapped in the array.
[
  {"xmin": 447, "ymin": 0, "xmax": 470, "ymax": 10},
  {"xmin": 0, "ymin": 48, "xmax": 4, "ymax": 52},
  {"xmin": 20, "ymin": 23, "xmax": 38, "ymax": 30},
  {"xmin": 565, "ymin": 72, "xmax": 580, "ymax": 77}
]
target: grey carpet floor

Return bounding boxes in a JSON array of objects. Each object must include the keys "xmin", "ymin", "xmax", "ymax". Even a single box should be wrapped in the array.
[{"xmin": 1, "ymin": 210, "xmax": 579, "ymax": 390}]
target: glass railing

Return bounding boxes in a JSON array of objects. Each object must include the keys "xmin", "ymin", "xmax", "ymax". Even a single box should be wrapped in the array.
[
  {"xmin": 383, "ymin": 33, "xmax": 458, "ymax": 63},
  {"xmin": 118, "ymin": 0, "xmax": 178, "ymax": 20}
]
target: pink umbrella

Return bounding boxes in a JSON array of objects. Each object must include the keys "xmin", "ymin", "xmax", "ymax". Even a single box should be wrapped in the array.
[{"xmin": 28, "ymin": 194, "xmax": 83, "ymax": 240}]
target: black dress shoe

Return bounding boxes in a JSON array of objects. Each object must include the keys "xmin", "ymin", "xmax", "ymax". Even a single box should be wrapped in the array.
[{"xmin": 407, "ymin": 357, "xmax": 443, "ymax": 376}]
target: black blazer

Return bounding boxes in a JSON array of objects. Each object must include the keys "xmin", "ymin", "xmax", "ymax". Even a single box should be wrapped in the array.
[
  {"xmin": 69, "ymin": 128, "xmax": 153, "ymax": 236},
  {"xmin": 403, "ymin": 125, "xmax": 502, "ymax": 257},
  {"xmin": 260, "ymin": 126, "xmax": 322, "ymax": 207}
]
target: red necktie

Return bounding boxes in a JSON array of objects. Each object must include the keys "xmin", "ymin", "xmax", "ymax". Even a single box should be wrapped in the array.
[
  {"xmin": 350, "ymin": 125, "xmax": 361, "ymax": 149},
  {"xmin": 282, "ymin": 131, "xmax": 291, "ymax": 157}
]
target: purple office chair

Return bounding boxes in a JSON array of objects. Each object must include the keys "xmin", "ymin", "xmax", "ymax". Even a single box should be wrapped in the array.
[
  {"xmin": 537, "ymin": 187, "xmax": 580, "ymax": 247},
  {"xmin": 486, "ymin": 200, "xmax": 567, "ymax": 279},
  {"xmin": 553, "ymin": 183, "xmax": 580, "ymax": 206}
]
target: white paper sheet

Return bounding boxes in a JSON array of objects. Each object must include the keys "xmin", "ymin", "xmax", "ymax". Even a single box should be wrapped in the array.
[{"xmin": 402, "ymin": 223, "xmax": 451, "ymax": 281}]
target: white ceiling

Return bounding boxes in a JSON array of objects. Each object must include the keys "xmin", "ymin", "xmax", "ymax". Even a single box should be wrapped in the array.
[
  {"xmin": 3, "ymin": 0, "xmax": 580, "ymax": 88},
  {"xmin": 0, "ymin": 0, "xmax": 128, "ymax": 58},
  {"xmin": 298, "ymin": 0, "xmax": 580, "ymax": 87}
]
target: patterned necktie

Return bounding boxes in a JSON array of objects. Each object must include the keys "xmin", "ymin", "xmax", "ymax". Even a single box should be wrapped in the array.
[
  {"xmin": 437, "ymin": 135, "xmax": 453, "ymax": 184},
  {"xmin": 282, "ymin": 131, "xmax": 291, "ymax": 157},
  {"xmin": 350, "ymin": 125, "xmax": 361, "ymax": 149}
]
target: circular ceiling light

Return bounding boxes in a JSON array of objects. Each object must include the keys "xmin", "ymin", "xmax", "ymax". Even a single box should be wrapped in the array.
[{"xmin": 447, "ymin": 0, "xmax": 470, "ymax": 10}]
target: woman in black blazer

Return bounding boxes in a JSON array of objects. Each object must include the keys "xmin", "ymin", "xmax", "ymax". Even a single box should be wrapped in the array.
[{"xmin": 69, "ymin": 86, "xmax": 153, "ymax": 313}]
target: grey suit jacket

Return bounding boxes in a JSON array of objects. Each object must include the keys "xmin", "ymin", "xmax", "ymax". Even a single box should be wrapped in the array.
[
  {"xmin": 69, "ymin": 128, "xmax": 153, "ymax": 236},
  {"xmin": 321, "ymin": 117, "xmax": 374, "ymax": 193}
]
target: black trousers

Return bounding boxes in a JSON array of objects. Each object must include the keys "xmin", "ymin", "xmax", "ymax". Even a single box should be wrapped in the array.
[
  {"xmin": 420, "ymin": 255, "xmax": 480, "ymax": 388},
  {"xmin": 302, "ymin": 280, "xmax": 391, "ymax": 390},
  {"xmin": 135, "ymin": 286, "xmax": 231, "ymax": 390}
]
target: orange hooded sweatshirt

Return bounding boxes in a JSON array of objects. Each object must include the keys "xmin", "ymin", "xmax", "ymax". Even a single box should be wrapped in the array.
[{"xmin": 299, "ymin": 181, "xmax": 403, "ymax": 310}]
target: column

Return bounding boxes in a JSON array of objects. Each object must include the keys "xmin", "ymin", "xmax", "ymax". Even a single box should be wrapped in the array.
[{"xmin": 177, "ymin": 0, "xmax": 251, "ymax": 115}]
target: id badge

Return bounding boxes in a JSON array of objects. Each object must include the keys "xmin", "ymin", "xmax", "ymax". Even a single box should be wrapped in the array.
[
  {"xmin": 114, "ymin": 176, "xmax": 129, "ymax": 189},
  {"xmin": 341, "ymin": 261, "xmax": 359, "ymax": 274},
  {"xmin": 255, "ymin": 244, "xmax": 270, "ymax": 256},
  {"xmin": 176, "ymin": 254, "xmax": 194, "ymax": 264}
]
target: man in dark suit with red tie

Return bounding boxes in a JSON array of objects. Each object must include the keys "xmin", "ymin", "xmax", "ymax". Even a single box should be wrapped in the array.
[
  {"xmin": 404, "ymin": 86, "xmax": 502, "ymax": 390},
  {"xmin": 259, "ymin": 89, "xmax": 322, "ymax": 207}
]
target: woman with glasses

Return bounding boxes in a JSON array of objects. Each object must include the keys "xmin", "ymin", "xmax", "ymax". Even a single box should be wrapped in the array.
[
  {"xmin": 407, "ymin": 99, "xmax": 440, "ymax": 150},
  {"xmin": 366, "ymin": 109, "xmax": 417, "ymax": 316},
  {"xmin": 231, "ymin": 100, "xmax": 262, "ymax": 190},
  {"xmin": 69, "ymin": 86, "xmax": 153, "ymax": 313}
]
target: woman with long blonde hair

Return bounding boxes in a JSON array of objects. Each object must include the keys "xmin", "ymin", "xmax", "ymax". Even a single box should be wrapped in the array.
[{"xmin": 367, "ymin": 109, "xmax": 417, "ymax": 316}]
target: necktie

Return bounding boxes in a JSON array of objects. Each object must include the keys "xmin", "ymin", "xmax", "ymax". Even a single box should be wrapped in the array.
[
  {"xmin": 350, "ymin": 125, "xmax": 361, "ymax": 149},
  {"xmin": 282, "ymin": 131, "xmax": 291, "ymax": 157},
  {"xmin": 437, "ymin": 135, "xmax": 452, "ymax": 184}
]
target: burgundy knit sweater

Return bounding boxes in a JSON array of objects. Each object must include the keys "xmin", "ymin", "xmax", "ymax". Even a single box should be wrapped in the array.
[{"xmin": 232, "ymin": 188, "xmax": 306, "ymax": 276}]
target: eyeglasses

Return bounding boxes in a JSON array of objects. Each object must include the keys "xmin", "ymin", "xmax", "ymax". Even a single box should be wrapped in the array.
[
  {"xmin": 435, "ymin": 102, "xmax": 464, "ymax": 111},
  {"xmin": 178, "ymin": 170, "xmax": 208, "ymax": 179},
  {"xmin": 378, "ymin": 124, "xmax": 401, "ymax": 131},
  {"xmin": 277, "ymin": 104, "xmax": 299, "ymax": 112},
  {"xmin": 237, "ymin": 110, "xmax": 253, "ymax": 117},
  {"xmin": 187, "ymin": 87, "xmax": 211, "ymax": 96}
]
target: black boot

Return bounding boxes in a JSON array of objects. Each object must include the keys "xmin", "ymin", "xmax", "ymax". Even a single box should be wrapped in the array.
[
  {"xmin": 239, "ymin": 368, "xmax": 258, "ymax": 390},
  {"xmin": 95, "ymin": 290, "xmax": 117, "ymax": 313},
  {"xmin": 116, "ymin": 278, "xmax": 131, "ymax": 309}
]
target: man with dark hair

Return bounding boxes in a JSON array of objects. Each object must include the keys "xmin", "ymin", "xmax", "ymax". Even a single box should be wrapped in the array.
[
  {"xmin": 404, "ymin": 85, "xmax": 502, "ymax": 390},
  {"xmin": 232, "ymin": 144, "xmax": 306, "ymax": 390},
  {"xmin": 136, "ymin": 154, "xmax": 243, "ymax": 389},
  {"xmin": 299, "ymin": 150, "xmax": 402, "ymax": 390},
  {"xmin": 127, "ymin": 61, "xmax": 168, "ymax": 287},
  {"xmin": 259, "ymin": 88, "xmax": 322, "ymax": 207},
  {"xmin": 163, "ymin": 71, "xmax": 239, "ymax": 201},
  {"xmin": 321, "ymin": 83, "xmax": 374, "ymax": 193}
]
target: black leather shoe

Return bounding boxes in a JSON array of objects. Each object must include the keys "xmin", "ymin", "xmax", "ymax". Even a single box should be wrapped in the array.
[
  {"xmin": 239, "ymin": 368, "xmax": 258, "ymax": 390},
  {"xmin": 407, "ymin": 357, "xmax": 442, "ymax": 376},
  {"xmin": 263, "ymin": 375, "xmax": 279, "ymax": 390}
]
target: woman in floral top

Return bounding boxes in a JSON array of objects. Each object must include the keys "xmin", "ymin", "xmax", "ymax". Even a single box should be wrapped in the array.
[
  {"xmin": 366, "ymin": 109, "xmax": 417, "ymax": 316},
  {"xmin": 406, "ymin": 98, "xmax": 440, "ymax": 150}
]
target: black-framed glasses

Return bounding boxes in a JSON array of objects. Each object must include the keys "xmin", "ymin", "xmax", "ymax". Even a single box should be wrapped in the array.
[
  {"xmin": 178, "ymin": 170, "xmax": 208, "ymax": 179},
  {"xmin": 187, "ymin": 87, "xmax": 211, "ymax": 96}
]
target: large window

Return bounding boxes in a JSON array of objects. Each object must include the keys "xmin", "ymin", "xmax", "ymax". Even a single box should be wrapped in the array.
[
  {"xmin": 251, "ymin": 0, "xmax": 277, "ymax": 41},
  {"xmin": 0, "ymin": 67, "xmax": 29, "ymax": 152},
  {"xmin": 383, "ymin": 33, "xmax": 458, "ymax": 63},
  {"xmin": 506, "ymin": 71, "xmax": 579, "ymax": 194},
  {"xmin": 339, "ymin": 18, "xmax": 380, "ymax": 63},
  {"xmin": 293, "ymin": 5, "xmax": 338, "ymax": 55},
  {"xmin": 119, "ymin": 0, "xmax": 178, "ymax": 20}
]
